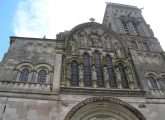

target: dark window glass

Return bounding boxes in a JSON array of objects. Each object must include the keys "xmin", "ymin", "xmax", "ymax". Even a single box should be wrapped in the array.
[
  {"xmin": 149, "ymin": 77, "xmax": 158, "ymax": 89},
  {"xmin": 118, "ymin": 63, "xmax": 129, "ymax": 88},
  {"xmin": 143, "ymin": 42, "xmax": 150, "ymax": 51},
  {"xmin": 83, "ymin": 53, "xmax": 92, "ymax": 86},
  {"xmin": 121, "ymin": 20, "xmax": 130, "ymax": 34},
  {"xmin": 131, "ymin": 41, "xmax": 138, "ymax": 49},
  {"xmin": 19, "ymin": 69, "xmax": 29, "ymax": 82},
  {"xmin": 106, "ymin": 55, "xmax": 117, "ymax": 88},
  {"xmin": 37, "ymin": 70, "xmax": 47, "ymax": 83},
  {"xmin": 132, "ymin": 22, "xmax": 140, "ymax": 35},
  {"xmin": 71, "ymin": 60, "xmax": 79, "ymax": 86},
  {"xmin": 94, "ymin": 51, "xmax": 104, "ymax": 87}
]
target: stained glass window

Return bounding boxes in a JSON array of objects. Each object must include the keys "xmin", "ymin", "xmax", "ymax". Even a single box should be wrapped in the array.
[
  {"xmin": 19, "ymin": 69, "xmax": 29, "ymax": 82},
  {"xmin": 83, "ymin": 53, "xmax": 92, "ymax": 86},
  {"xmin": 94, "ymin": 51, "xmax": 104, "ymax": 87},
  {"xmin": 106, "ymin": 55, "xmax": 117, "ymax": 88},
  {"xmin": 118, "ymin": 63, "xmax": 129, "ymax": 88},
  {"xmin": 71, "ymin": 60, "xmax": 79, "ymax": 86},
  {"xmin": 37, "ymin": 70, "xmax": 47, "ymax": 83}
]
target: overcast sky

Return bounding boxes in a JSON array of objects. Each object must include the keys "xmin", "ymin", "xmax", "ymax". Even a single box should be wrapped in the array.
[{"xmin": 0, "ymin": 0, "xmax": 165, "ymax": 60}]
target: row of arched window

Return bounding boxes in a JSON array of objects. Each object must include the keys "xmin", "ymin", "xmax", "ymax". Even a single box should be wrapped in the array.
[
  {"xmin": 130, "ymin": 41, "xmax": 150, "ymax": 51},
  {"xmin": 14, "ymin": 63, "xmax": 53, "ymax": 84},
  {"xmin": 147, "ymin": 73, "xmax": 165, "ymax": 90},
  {"xmin": 69, "ymin": 51, "xmax": 130, "ymax": 88},
  {"xmin": 147, "ymin": 72, "xmax": 165, "ymax": 96},
  {"xmin": 19, "ymin": 69, "xmax": 47, "ymax": 83}
]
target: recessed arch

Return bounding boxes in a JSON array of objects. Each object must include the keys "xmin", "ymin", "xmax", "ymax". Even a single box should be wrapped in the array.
[
  {"xmin": 64, "ymin": 97, "xmax": 146, "ymax": 120},
  {"xmin": 65, "ymin": 22, "xmax": 128, "ymax": 57}
]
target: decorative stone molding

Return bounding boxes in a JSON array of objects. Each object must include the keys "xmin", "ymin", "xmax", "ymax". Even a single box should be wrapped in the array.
[{"xmin": 64, "ymin": 97, "xmax": 146, "ymax": 120}]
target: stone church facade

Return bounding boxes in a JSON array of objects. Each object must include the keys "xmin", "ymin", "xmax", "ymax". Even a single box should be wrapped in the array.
[{"xmin": 0, "ymin": 2, "xmax": 165, "ymax": 120}]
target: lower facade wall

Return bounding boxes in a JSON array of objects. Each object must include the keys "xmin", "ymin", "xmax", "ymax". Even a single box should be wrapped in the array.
[{"xmin": 0, "ymin": 96, "xmax": 164, "ymax": 120}]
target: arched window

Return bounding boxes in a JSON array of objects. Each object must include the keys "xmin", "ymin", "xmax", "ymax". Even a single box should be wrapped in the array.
[
  {"xmin": 149, "ymin": 77, "xmax": 158, "ymax": 89},
  {"xmin": 37, "ymin": 70, "xmax": 47, "ymax": 83},
  {"xmin": 131, "ymin": 41, "xmax": 138, "ymax": 50},
  {"xmin": 19, "ymin": 69, "xmax": 29, "ymax": 82},
  {"xmin": 118, "ymin": 63, "xmax": 129, "ymax": 88},
  {"xmin": 106, "ymin": 55, "xmax": 117, "ymax": 88},
  {"xmin": 83, "ymin": 53, "xmax": 92, "ymax": 86},
  {"xmin": 71, "ymin": 60, "xmax": 79, "ymax": 86},
  {"xmin": 94, "ymin": 51, "xmax": 104, "ymax": 87}
]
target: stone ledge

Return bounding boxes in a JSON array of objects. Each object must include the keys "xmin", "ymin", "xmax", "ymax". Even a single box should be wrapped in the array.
[
  {"xmin": 0, "ymin": 91, "xmax": 59, "ymax": 100},
  {"xmin": 60, "ymin": 87, "xmax": 146, "ymax": 97}
]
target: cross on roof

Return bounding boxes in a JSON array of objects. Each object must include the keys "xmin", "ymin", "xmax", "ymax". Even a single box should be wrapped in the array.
[{"xmin": 89, "ymin": 18, "xmax": 95, "ymax": 22}]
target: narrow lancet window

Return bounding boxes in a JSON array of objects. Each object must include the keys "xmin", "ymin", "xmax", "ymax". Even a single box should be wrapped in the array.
[
  {"xmin": 106, "ymin": 55, "xmax": 117, "ymax": 88},
  {"xmin": 118, "ymin": 63, "xmax": 129, "ymax": 88},
  {"xmin": 71, "ymin": 60, "xmax": 79, "ymax": 86},
  {"xmin": 94, "ymin": 51, "xmax": 104, "ymax": 87},
  {"xmin": 83, "ymin": 53, "xmax": 92, "ymax": 86}
]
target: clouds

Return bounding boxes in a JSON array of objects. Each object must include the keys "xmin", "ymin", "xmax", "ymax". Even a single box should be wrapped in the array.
[
  {"xmin": 13, "ymin": 0, "xmax": 105, "ymax": 38},
  {"xmin": 13, "ymin": 0, "xmax": 165, "ymax": 50},
  {"xmin": 13, "ymin": 0, "xmax": 56, "ymax": 38}
]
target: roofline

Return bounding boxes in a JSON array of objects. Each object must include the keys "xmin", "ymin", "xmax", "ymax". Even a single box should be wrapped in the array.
[
  {"xmin": 10, "ymin": 36, "xmax": 56, "ymax": 41},
  {"xmin": 106, "ymin": 2, "xmax": 138, "ymax": 9}
]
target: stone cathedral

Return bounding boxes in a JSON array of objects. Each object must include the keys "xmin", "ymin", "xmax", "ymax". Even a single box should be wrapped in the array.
[{"xmin": 0, "ymin": 2, "xmax": 165, "ymax": 120}]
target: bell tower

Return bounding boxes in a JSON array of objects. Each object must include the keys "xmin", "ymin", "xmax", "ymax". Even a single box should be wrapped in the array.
[{"xmin": 102, "ymin": 2, "xmax": 154, "ymax": 37}]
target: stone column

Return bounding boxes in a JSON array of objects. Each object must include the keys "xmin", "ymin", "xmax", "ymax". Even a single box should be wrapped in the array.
[
  {"xmin": 103, "ymin": 66, "xmax": 110, "ymax": 89},
  {"xmin": 79, "ymin": 64, "xmax": 84, "ymax": 87},
  {"xmin": 92, "ymin": 65, "xmax": 97, "ymax": 88},
  {"xmin": 66, "ymin": 63, "xmax": 71, "ymax": 87},
  {"xmin": 116, "ymin": 67, "xmax": 122, "ymax": 89}
]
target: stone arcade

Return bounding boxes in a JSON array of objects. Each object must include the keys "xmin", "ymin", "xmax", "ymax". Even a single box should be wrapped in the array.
[{"xmin": 0, "ymin": 2, "xmax": 165, "ymax": 120}]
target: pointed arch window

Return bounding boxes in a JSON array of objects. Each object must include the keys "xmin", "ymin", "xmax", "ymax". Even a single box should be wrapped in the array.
[
  {"xmin": 37, "ymin": 70, "xmax": 47, "ymax": 83},
  {"xmin": 94, "ymin": 51, "xmax": 104, "ymax": 87},
  {"xmin": 19, "ymin": 69, "xmax": 29, "ymax": 82},
  {"xmin": 83, "ymin": 53, "xmax": 92, "ymax": 86},
  {"xmin": 71, "ymin": 60, "xmax": 79, "ymax": 86},
  {"xmin": 149, "ymin": 77, "xmax": 158, "ymax": 89},
  {"xmin": 106, "ymin": 55, "xmax": 117, "ymax": 88},
  {"xmin": 118, "ymin": 63, "xmax": 129, "ymax": 88}
]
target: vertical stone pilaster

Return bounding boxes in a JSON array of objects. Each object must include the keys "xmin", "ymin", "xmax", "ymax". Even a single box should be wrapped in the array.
[{"xmin": 52, "ymin": 53, "xmax": 62, "ymax": 93}]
